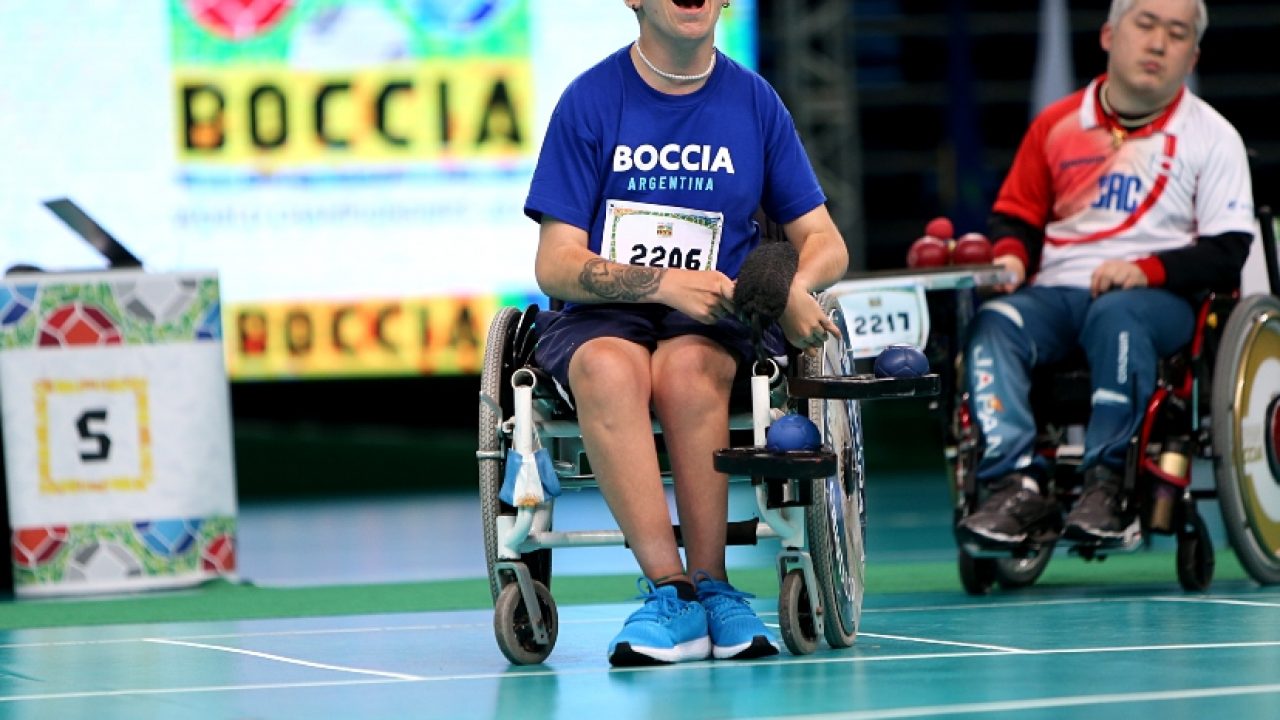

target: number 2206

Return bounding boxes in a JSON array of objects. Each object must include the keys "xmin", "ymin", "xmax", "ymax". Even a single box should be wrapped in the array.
[
  {"xmin": 629, "ymin": 244, "xmax": 703, "ymax": 270},
  {"xmin": 851, "ymin": 312, "xmax": 911, "ymax": 335}
]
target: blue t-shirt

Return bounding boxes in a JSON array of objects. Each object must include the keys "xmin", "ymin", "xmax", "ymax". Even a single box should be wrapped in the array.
[{"xmin": 524, "ymin": 46, "xmax": 825, "ymax": 281}]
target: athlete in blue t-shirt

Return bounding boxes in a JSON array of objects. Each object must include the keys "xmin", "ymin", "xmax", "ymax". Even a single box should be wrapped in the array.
[{"xmin": 524, "ymin": 0, "xmax": 848, "ymax": 667}]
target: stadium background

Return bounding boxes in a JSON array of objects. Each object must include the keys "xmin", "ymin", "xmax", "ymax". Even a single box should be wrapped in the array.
[
  {"xmin": 1, "ymin": 0, "xmax": 1277, "ymax": 558},
  {"xmin": 4, "ymin": 6, "xmax": 1280, "ymax": 717},
  {"xmin": 230, "ymin": 0, "xmax": 1280, "ymax": 501}
]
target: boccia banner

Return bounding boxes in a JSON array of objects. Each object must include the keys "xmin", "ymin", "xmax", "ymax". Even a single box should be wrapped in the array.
[{"xmin": 0, "ymin": 270, "xmax": 237, "ymax": 597}]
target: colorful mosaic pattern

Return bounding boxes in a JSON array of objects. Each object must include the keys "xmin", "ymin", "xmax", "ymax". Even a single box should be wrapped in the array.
[
  {"xmin": 0, "ymin": 275, "xmax": 221, "ymax": 350},
  {"xmin": 12, "ymin": 517, "xmax": 237, "ymax": 589}
]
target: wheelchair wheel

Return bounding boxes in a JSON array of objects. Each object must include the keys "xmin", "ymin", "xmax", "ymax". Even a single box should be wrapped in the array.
[
  {"xmin": 958, "ymin": 537, "xmax": 1055, "ymax": 593},
  {"xmin": 1176, "ymin": 511, "xmax": 1215, "ymax": 592},
  {"xmin": 777, "ymin": 569, "xmax": 819, "ymax": 656},
  {"xmin": 493, "ymin": 580, "xmax": 558, "ymax": 665},
  {"xmin": 957, "ymin": 549, "xmax": 997, "ymax": 595},
  {"xmin": 479, "ymin": 307, "xmax": 553, "ymax": 601},
  {"xmin": 802, "ymin": 295, "xmax": 865, "ymax": 649},
  {"xmin": 1211, "ymin": 293, "xmax": 1280, "ymax": 585},
  {"xmin": 994, "ymin": 548, "xmax": 1054, "ymax": 589}
]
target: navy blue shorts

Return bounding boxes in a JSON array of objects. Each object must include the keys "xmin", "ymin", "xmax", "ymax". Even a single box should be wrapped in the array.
[{"xmin": 532, "ymin": 303, "xmax": 787, "ymax": 394}]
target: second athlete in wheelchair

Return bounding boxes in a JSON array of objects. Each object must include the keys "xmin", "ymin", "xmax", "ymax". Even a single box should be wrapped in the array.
[{"xmin": 952, "ymin": 0, "xmax": 1257, "ymax": 585}]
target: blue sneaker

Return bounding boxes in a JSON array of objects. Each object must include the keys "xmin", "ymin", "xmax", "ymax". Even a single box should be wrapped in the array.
[
  {"xmin": 694, "ymin": 572, "xmax": 780, "ymax": 660},
  {"xmin": 608, "ymin": 578, "xmax": 710, "ymax": 666}
]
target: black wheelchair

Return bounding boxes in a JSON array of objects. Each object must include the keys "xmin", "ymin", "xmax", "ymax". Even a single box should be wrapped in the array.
[
  {"xmin": 476, "ymin": 293, "xmax": 937, "ymax": 664},
  {"xmin": 946, "ymin": 208, "xmax": 1280, "ymax": 594}
]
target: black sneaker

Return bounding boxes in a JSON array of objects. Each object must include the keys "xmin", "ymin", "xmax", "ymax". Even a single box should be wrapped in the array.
[
  {"xmin": 956, "ymin": 474, "xmax": 1057, "ymax": 548},
  {"xmin": 1063, "ymin": 466, "xmax": 1136, "ymax": 542}
]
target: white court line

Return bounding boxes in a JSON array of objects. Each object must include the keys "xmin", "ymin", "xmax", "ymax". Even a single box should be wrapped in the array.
[
  {"xmin": 761, "ymin": 624, "xmax": 1030, "ymax": 652},
  {"xmin": 0, "ymin": 651, "xmax": 1028, "ymax": 705},
  {"xmin": 858, "ymin": 632, "xmax": 1030, "ymax": 653},
  {"xmin": 142, "ymin": 638, "xmax": 423, "ymax": 681},
  {"xmin": 1018, "ymin": 639, "xmax": 1280, "ymax": 656},
  {"xmin": 862, "ymin": 593, "xmax": 1280, "ymax": 614},
  {"xmin": 753, "ymin": 682, "xmax": 1280, "ymax": 719},
  {"xmin": 7, "ymin": 638, "xmax": 1280, "ymax": 705},
  {"xmin": 1148, "ymin": 596, "xmax": 1280, "ymax": 608},
  {"xmin": 5, "ymin": 592, "xmax": 1279, "ymax": 652},
  {"xmin": 0, "ymin": 679, "xmax": 407, "ymax": 704},
  {"xmin": 0, "ymin": 619, "xmax": 590, "ymax": 650},
  {"xmin": 861, "ymin": 598, "xmax": 1123, "ymax": 614}
]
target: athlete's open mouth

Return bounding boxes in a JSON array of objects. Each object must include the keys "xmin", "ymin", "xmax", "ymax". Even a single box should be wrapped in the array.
[{"xmin": 673, "ymin": 0, "xmax": 707, "ymax": 8}]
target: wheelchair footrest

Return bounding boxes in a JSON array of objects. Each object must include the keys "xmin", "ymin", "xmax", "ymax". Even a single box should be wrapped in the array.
[
  {"xmin": 713, "ymin": 447, "xmax": 837, "ymax": 479},
  {"xmin": 788, "ymin": 373, "xmax": 940, "ymax": 400}
]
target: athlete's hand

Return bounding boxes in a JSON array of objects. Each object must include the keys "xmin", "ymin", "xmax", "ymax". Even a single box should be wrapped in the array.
[
  {"xmin": 1090, "ymin": 259, "xmax": 1148, "ymax": 297},
  {"xmin": 657, "ymin": 268, "xmax": 736, "ymax": 324},
  {"xmin": 780, "ymin": 284, "xmax": 840, "ymax": 352},
  {"xmin": 991, "ymin": 254, "xmax": 1026, "ymax": 294}
]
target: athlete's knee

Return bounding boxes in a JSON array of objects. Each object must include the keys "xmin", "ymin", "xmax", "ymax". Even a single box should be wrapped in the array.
[
  {"xmin": 651, "ymin": 343, "xmax": 734, "ymax": 411},
  {"xmin": 970, "ymin": 299, "xmax": 1027, "ymax": 342},
  {"xmin": 569, "ymin": 338, "xmax": 650, "ymax": 397}
]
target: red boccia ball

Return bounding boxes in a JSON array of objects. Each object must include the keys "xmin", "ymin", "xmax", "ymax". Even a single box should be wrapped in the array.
[
  {"xmin": 924, "ymin": 216, "xmax": 954, "ymax": 241},
  {"xmin": 907, "ymin": 236, "xmax": 950, "ymax": 268},
  {"xmin": 952, "ymin": 232, "xmax": 993, "ymax": 265}
]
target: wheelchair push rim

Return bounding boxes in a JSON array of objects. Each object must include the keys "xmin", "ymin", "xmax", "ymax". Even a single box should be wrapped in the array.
[
  {"xmin": 1212, "ymin": 293, "xmax": 1280, "ymax": 584},
  {"xmin": 803, "ymin": 295, "xmax": 865, "ymax": 647},
  {"xmin": 479, "ymin": 306, "xmax": 553, "ymax": 602}
]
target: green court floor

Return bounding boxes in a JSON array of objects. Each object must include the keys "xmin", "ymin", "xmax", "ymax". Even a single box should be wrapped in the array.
[
  {"xmin": 3, "ymin": 468, "xmax": 1278, "ymax": 718},
  {"xmin": 3, "ymin": 581, "xmax": 1280, "ymax": 719}
]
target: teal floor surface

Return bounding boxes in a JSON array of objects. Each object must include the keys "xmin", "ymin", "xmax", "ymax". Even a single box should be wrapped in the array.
[
  {"xmin": 4, "ymin": 466, "xmax": 1278, "ymax": 718},
  {"xmin": 4, "ymin": 584, "xmax": 1280, "ymax": 719}
]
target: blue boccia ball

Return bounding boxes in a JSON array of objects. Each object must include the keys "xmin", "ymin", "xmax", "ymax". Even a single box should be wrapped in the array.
[
  {"xmin": 766, "ymin": 414, "xmax": 822, "ymax": 451},
  {"xmin": 874, "ymin": 344, "xmax": 929, "ymax": 378}
]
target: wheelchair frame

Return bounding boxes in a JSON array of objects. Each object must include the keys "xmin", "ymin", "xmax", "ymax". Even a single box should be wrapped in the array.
[
  {"xmin": 947, "ymin": 206, "xmax": 1280, "ymax": 594},
  {"xmin": 476, "ymin": 293, "xmax": 938, "ymax": 664}
]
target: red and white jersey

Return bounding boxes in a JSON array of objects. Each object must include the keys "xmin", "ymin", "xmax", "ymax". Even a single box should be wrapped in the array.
[{"xmin": 994, "ymin": 75, "xmax": 1255, "ymax": 289}]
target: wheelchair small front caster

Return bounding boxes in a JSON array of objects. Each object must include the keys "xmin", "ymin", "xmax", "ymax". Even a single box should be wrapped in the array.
[
  {"xmin": 493, "ymin": 579, "xmax": 558, "ymax": 665},
  {"xmin": 1176, "ymin": 511, "xmax": 1215, "ymax": 592},
  {"xmin": 778, "ymin": 569, "xmax": 819, "ymax": 655},
  {"xmin": 993, "ymin": 542, "xmax": 1055, "ymax": 589},
  {"xmin": 957, "ymin": 548, "xmax": 997, "ymax": 595}
]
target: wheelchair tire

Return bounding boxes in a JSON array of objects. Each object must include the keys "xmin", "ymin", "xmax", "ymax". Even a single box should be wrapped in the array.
[
  {"xmin": 479, "ymin": 307, "xmax": 553, "ymax": 601},
  {"xmin": 1211, "ymin": 293, "xmax": 1280, "ymax": 585},
  {"xmin": 493, "ymin": 579, "xmax": 558, "ymax": 665},
  {"xmin": 957, "ymin": 549, "xmax": 997, "ymax": 595},
  {"xmin": 994, "ymin": 548, "xmax": 1054, "ymax": 589},
  {"xmin": 802, "ymin": 295, "xmax": 865, "ymax": 649},
  {"xmin": 1176, "ymin": 511, "xmax": 1215, "ymax": 592},
  {"xmin": 777, "ymin": 569, "xmax": 819, "ymax": 656}
]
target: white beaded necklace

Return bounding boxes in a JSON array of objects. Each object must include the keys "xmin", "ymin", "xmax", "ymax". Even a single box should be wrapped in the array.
[{"xmin": 634, "ymin": 42, "xmax": 716, "ymax": 83}]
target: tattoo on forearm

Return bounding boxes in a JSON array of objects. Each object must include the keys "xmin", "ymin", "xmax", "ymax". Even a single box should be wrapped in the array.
[{"xmin": 578, "ymin": 258, "xmax": 664, "ymax": 301}]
